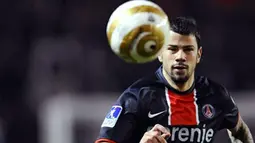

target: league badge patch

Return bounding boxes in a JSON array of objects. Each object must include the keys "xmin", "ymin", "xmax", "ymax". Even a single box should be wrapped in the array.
[{"xmin": 101, "ymin": 105, "xmax": 122, "ymax": 128}]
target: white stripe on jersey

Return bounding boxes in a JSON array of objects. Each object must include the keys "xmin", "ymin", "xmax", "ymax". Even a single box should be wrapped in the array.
[
  {"xmin": 165, "ymin": 87, "xmax": 171, "ymax": 125},
  {"xmin": 194, "ymin": 89, "xmax": 200, "ymax": 125}
]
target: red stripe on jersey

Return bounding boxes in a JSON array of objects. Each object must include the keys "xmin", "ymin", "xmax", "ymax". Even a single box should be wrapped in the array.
[
  {"xmin": 95, "ymin": 138, "xmax": 116, "ymax": 143},
  {"xmin": 167, "ymin": 89, "xmax": 198, "ymax": 125}
]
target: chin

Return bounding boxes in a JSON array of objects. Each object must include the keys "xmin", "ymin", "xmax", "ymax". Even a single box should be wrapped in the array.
[{"xmin": 171, "ymin": 75, "xmax": 189, "ymax": 84}]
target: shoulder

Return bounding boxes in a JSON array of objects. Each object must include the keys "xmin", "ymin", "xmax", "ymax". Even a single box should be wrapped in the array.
[
  {"xmin": 115, "ymin": 75, "xmax": 163, "ymax": 114},
  {"xmin": 196, "ymin": 76, "xmax": 230, "ymax": 98},
  {"xmin": 119, "ymin": 74, "xmax": 164, "ymax": 100}
]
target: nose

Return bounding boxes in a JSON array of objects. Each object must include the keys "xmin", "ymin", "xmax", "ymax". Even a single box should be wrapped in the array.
[{"xmin": 175, "ymin": 50, "xmax": 186, "ymax": 62}]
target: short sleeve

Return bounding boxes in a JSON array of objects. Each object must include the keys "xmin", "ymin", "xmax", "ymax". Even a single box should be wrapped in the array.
[
  {"xmin": 219, "ymin": 87, "xmax": 239, "ymax": 130},
  {"xmin": 95, "ymin": 89, "xmax": 142, "ymax": 143}
]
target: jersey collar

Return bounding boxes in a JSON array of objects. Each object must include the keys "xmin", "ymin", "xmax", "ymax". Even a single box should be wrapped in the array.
[{"xmin": 155, "ymin": 66, "xmax": 195, "ymax": 95}]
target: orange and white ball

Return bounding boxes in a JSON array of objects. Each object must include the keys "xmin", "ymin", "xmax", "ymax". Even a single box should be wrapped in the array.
[{"xmin": 106, "ymin": 0, "xmax": 170, "ymax": 63}]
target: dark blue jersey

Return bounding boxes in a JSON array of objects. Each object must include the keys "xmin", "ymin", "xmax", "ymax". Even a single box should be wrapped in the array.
[{"xmin": 95, "ymin": 66, "xmax": 239, "ymax": 143}]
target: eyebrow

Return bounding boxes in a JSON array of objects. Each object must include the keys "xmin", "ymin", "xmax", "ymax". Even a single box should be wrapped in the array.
[{"xmin": 168, "ymin": 44, "xmax": 195, "ymax": 48}]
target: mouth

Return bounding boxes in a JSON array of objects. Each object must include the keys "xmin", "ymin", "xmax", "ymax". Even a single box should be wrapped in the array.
[{"xmin": 172, "ymin": 64, "xmax": 188, "ymax": 70}]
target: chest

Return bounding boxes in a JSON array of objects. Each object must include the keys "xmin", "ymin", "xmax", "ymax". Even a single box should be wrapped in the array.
[
  {"xmin": 145, "ymin": 88, "xmax": 224, "ymax": 130},
  {"xmin": 142, "ymin": 89, "xmax": 225, "ymax": 143}
]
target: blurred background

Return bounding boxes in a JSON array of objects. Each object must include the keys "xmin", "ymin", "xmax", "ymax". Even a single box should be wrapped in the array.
[{"xmin": 0, "ymin": 0, "xmax": 254, "ymax": 143}]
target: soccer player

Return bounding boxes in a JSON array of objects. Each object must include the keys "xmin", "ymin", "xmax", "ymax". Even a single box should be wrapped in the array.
[{"xmin": 95, "ymin": 17, "xmax": 254, "ymax": 143}]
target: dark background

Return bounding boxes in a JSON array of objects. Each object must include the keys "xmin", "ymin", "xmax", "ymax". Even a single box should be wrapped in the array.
[{"xmin": 0, "ymin": 0, "xmax": 254, "ymax": 143}]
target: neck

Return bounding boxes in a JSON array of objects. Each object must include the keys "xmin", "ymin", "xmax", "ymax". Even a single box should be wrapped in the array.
[{"xmin": 162, "ymin": 68, "xmax": 194, "ymax": 92}]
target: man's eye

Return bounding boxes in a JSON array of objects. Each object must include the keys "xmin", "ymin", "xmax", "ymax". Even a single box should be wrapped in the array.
[
  {"xmin": 168, "ymin": 47, "xmax": 177, "ymax": 51},
  {"xmin": 184, "ymin": 48, "xmax": 193, "ymax": 52}
]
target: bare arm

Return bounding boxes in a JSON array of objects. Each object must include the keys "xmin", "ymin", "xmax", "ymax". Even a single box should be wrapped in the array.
[{"xmin": 227, "ymin": 115, "xmax": 253, "ymax": 143}]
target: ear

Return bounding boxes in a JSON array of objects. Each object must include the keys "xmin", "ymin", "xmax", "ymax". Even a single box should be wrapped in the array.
[
  {"xmin": 158, "ymin": 55, "xmax": 163, "ymax": 62},
  {"xmin": 197, "ymin": 47, "xmax": 202, "ymax": 64}
]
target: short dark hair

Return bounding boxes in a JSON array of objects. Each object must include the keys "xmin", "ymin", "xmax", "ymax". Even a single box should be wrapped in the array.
[{"xmin": 169, "ymin": 17, "xmax": 201, "ymax": 48}]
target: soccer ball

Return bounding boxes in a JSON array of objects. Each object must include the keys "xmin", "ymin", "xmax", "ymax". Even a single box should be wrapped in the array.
[{"xmin": 106, "ymin": 0, "xmax": 170, "ymax": 63}]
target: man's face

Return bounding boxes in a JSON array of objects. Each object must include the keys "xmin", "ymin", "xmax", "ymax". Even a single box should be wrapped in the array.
[{"xmin": 159, "ymin": 31, "xmax": 202, "ymax": 84}]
